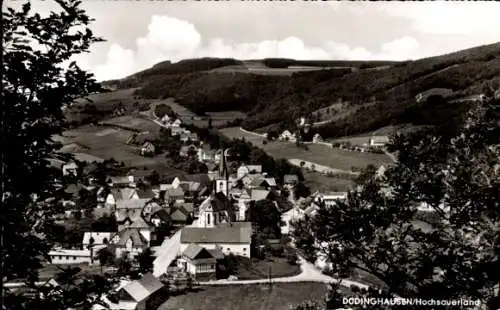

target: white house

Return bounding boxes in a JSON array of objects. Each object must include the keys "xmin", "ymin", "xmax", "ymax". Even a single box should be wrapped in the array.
[
  {"xmin": 48, "ymin": 248, "xmax": 93, "ymax": 265},
  {"xmin": 314, "ymin": 192, "xmax": 348, "ymax": 207},
  {"xmin": 140, "ymin": 142, "xmax": 155, "ymax": 156},
  {"xmin": 180, "ymin": 222, "xmax": 252, "ymax": 258},
  {"xmin": 177, "ymin": 244, "xmax": 219, "ymax": 279},
  {"xmin": 312, "ymin": 133, "xmax": 323, "ymax": 143},
  {"xmin": 368, "ymin": 136, "xmax": 389, "ymax": 147},
  {"xmin": 171, "ymin": 119, "xmax": 182, "ymax": 127},
  {"xmin": 62, "ymin": 162, "xmax": 79, "ymax": 177},
  {"xmin": 236, "ymin": 165, "xmax": 263, "ymax": 179},
  {"xmin": 279, "ymin": 130, "xmax": 297, "ymax": 142}
]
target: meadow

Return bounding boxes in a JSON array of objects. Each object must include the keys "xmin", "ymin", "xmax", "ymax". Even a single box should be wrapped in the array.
[
  {"xmin": 158, "ymin": 282, "xmax": 333, "ymax": 310},
  {"xmin": 219, "ymin": 127, "xmax": 392, "ymax": 172}
]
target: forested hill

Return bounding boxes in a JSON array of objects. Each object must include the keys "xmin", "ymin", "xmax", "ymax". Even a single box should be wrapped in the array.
[{"xmin": 104, "ymin": 42, "xmax": 500, "ymax": 139}]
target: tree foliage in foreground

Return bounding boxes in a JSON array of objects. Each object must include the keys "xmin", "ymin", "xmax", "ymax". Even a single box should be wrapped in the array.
[
  {"xmin": 1, "ymin": 1, "xmax": 115, "ymax": 309},
  {"xmin": 292, "ymin": 99, "xmax": 500, "ymax": 309}
]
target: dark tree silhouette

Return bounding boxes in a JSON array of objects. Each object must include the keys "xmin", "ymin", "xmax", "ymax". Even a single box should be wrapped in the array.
[
  {"xmin": 1, "ymin": 1, "xmax": 114, "ymax": 309},
  {"xmin": 292, "ymin": 99, "xmax": 500, "ymax": 309}
]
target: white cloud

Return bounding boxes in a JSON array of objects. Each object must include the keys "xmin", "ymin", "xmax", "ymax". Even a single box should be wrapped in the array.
[
  {"xmin": 382, "ymin": 2, "xmax": 500, "ymax": 36},
  {"xmin": 79, "ymin": 15, "xmax": 427, "ymax": 81}
]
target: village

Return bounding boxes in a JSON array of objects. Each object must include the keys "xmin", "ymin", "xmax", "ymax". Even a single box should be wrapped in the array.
[{"xmin": 14, "ymin": 108, "xmax": 370, "ymax": 310}]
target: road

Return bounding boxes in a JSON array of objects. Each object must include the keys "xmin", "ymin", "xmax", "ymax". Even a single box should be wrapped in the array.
[{"xmin": 198, "ymin": 256, "xmax": 369, "ymax": 290}]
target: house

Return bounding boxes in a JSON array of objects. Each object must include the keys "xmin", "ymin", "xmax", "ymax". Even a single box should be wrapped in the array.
[
  {"xmin": 180, "ymin": 222, "xmax": 252, "ymax": 258},
  {"xmin": 108, "ymin": 176, "xmax": 135, "ymax": 188},
  {"xmin": 149, "ymin": 209, "xmax": 170, "ymax": 227},
  {"xmin": 169, "ymin": 205, "xmax": 191, "ymax": 226},
  {"xmin": 171, "ymin": 119, "xmax": 182, "ymax": 127},
  {"xmin": 250, "ymin": 189, "xmax": 274, "ymax": 202},
  {"xmin": 283, "ymin": 174, "xmax": 299, "ymax": 185},
  {"xmin": 62, "ymin": 161, "xmax": 79, "ymax": 177},
  {"xmin": 315, "ymin": 192, "xmax": 348, "ymax": 207},
  {"xmin": 111, "ymin": 273, "xmax": 165, "ymax": 310},
  {"xmin": 115, "ymin": 198, "xmax": 150, "ymax": 219},
  {"xmin": 164, "ymin": 187, "xmax": 185, "ymax": 203},
  {"xmin": 281, "ymin": 207, "xmax": 305, "ymax": 235},
  {"xmin": 170, "ymin": 126, "xmax": 184, "ymax": 136},
  {"xmin": 140, "ymin": 142, "xmax": 155, "ymax": 156},
  {"xmin": 179, "ymin": 144, "xmax": 198, "ymax": 158},
  {"xmin": 180, "ymin": 132, "xmax": 199, "ymax": 143},
  {"xmin": 83, "ymin": 232, "xmax": 113, "ymax": 248},
  {"xmin": 312, "ymin": 133, "xmax": 323, "ymax": 143},
  {"xmin": 250, "ymin": 177, "xmax": 277, "ymax": 190},
  {"xmin": 48, "ymin": 248, "xmax": 93, "ymax": 265},
  {"xmin": 110, "ymin": 228, "xmax": 150, "ymax": 258},
  {"xmin": 113, "ymin": 188, "xmax": 140, "ymax": 201},
  {"xmin": 236, "ymin": 165, "xmax": 263, "ymax": 178},
  {"xmin": 198, "ymin": 144, "xmax": 216, "ymax": 162},
  {"xmin": 368, "ymin": 136, "xmax": 389, "ymax": 147},
  {"xmin": 279, "ymin": 130, "xmax": 297, "ymax": 142},
  {"xmin": 136, "ymin": 187, "xmax": 156, "ymax": 200},
  {"xmin": 196, "ymin": 192, "xmax": 235, "ymax": 228},
  {"xmin": 161, "ymin": 114, "xmax": 170, "ymax": 124},
  {"xmin": 177, "ymin": 244, "xmax": 218, "ymax": 280}
]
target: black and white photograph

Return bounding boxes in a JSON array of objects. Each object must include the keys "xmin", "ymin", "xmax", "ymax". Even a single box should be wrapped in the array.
[{"xmin": 1, "ymin": 0, "xmax": 500, "ymax": 309}]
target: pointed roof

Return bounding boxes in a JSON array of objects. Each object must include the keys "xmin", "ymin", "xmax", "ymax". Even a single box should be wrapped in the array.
[
  {"xmin": 120, "ymin": 273, "xmax": 163, "ymax": 303},
  {"xmin": 218, "ymin": 149, "xmax": 229, "ymax": 180}
]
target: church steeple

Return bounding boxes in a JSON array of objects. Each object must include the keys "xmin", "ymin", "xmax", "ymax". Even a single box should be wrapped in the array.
[{"xmin": 215, "ymin": 149, "xmax": 229, "ymax": 197}]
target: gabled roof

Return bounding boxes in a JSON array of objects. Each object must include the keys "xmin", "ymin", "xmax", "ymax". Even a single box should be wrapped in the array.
[
  {"xmin": 182, "ymin": 202, "xmax": 194, "ymax": 214},
  {"xmin": 165, "ymin": 187, "xmax": 184, "ymax": 197},
  {"xmin": 199, "ymin": 192, "xmax": 236, "ymax": 221},
  {"xmin": 115, "ymin": 228, "xmax": 148, "ymax": 247},
  {"xmin": 208, "ymin": 248, "xmax": 225, "ymax": 260},
  {"xmin": 115, "ymin": 198, "xmax": 150, "ymax": 209},
  {"xmin": 119, "ymin": 188, "xmax": 138, "ymax": 200},
  {"xmin": 369, "ymin": 136, "xmax": 390, "ymax": 143},
  {"xmin": 169, "ymin": 207, "xmax": 188, "ymax": 222},
  {"xmin": 178, "ymin": 181, "xmax": 201, "ymax": 192},
  {"xmin": 182, "ymin": 243, "xmax": 209, "ymax": 260},
  {"xmin": 181, "ymin": 224, "xmax": 252, "ymax": 244},
  {"xmin": 251, "ymin": 189, "xmax": 271, "ymax": 201},
  {"xmin": 121, "ymin": 273, "xmax": 163, "ymax": 303}
]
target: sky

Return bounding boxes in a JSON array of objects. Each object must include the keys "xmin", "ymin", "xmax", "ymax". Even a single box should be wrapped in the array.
[{"xmin": 5, "ymin": 0, "xmax": 500, "ymax": 81}]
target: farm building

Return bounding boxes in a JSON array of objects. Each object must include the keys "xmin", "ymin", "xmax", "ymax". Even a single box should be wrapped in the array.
[
  {"xmin": 368, "ymin": 136, "xmax": 390, "ymax": 147},
  {"xmin": 312, "ymin": 133, "xmax": 323, "ymax": 143},
  {"xmin": 48, "ymin": 248, "xmax": 95, "ymax": 265},
  {"xmin": 140, "ymin": 142, "xmax": 155, "ymax": 156},
  {"xmin": 108, "ymin": 273, "xmax": 165, "ymax": 310},
  {"xmin": 180, "ymin": 222, "xmax": 252, "ymax": 258},
  {"xmin": 279, "ymin": 130, "xmax": 297, "ymax": 142}
]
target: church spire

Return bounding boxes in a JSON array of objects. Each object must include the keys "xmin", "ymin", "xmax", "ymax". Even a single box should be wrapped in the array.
[{"xmin": 218, "ymin": 148, "xmax": 229, "ymax": 180}]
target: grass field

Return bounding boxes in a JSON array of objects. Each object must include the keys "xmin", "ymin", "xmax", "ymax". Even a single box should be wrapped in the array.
[
  {"xmin": 61, "ymin": 124, "xmax": 161, "ymax": 167},
  {"xmin": 302, "ymin": 171, "xmax": 356, "ymax": 193},
  {"xmin": 219, "ymin": 127, "xmax": 392, "ymax": 171},
  {"xmin": 159, "ymin": 282, "xmax": 333, "ymax": 310},
  {"xmin": 99, "ymin": 115, "xmax": 161, "ymax": 134},
  {"xmin": 234, "ymin": 257, "xmax": 301, "ymax": 280}
]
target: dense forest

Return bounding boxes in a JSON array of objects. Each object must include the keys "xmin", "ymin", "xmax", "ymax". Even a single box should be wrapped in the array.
[{"xmin": 106, "ymin": 43, "xmax": 500, "ymax": 139}]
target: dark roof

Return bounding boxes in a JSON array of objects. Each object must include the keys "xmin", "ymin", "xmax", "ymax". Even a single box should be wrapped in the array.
[
  {"xmin": 152, "ymin": 209, "xmax": 170, "ymax": 222},
  {"xmin": 169, "ymin": 207, "xmax": 188, "ymax": 222},
  {"xmin": 183, "ymin": 174, "xmax": 211, "ymax": 186},
  {"xmin": 182, "ymin": 202, "xmax": 194, "ymax": 213},
  {"xmin": 137, "ymin": 188, "xmax": 155, "ymax": 199},
  {"xmin": 181, "ymin": 224, "xmax": 252, "ymax": 244},
  {"xmin": 201, "ymin": 192, "xmax": 236, "ymax": 222},
  {"xmin": 208, "ymin": 248, "xmax": 225, "ymax": 260},
  {"xmin": 182, "ymin": 244, "xmax": 214, "ymax": 260}
]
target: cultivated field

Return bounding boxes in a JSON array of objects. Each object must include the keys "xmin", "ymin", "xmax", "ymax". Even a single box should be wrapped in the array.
[
  {"xmin": 99, "ymin": 115, "xmax": 161, "ymax": 134},
  {"xmin": 61, "ymin": 124, "xmax": 160, "ymax": 167},
  {"xmin": 159, "ymin": 282, "xmax": 333, "ymax": 310},
  {"xmin": 219, "ymin": 127, "xmax": 392, "ymax": 171}
]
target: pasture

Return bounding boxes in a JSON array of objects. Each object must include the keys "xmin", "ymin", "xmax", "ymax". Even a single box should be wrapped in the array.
[
  {"xmin": 99, "ymin": 115, "xmax": 161, "ymax": 134},
  {"xmin": 302, "ymin": 171, "xmax": 356, "ymax": 193},
  {"xmin": 158, "ymin": 282, "xmax": 332, "ymax": 310},
  {"xmin": 219, "ymin": 127, "xmax": 392, "ymax": 171},
  {"xmin": 61, "ymin": 124, "xmax": 160, "ymax": 167}
]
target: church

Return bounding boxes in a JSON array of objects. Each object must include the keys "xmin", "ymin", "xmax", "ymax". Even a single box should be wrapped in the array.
[{"xmin": 196, "ymin": 149, "xmax": 236, "ymax": 228}]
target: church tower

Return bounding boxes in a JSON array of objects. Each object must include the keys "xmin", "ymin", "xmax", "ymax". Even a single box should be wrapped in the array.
[{"xmin": 215, "ymin": 148, "xmax": 229, "ymax": 197}]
